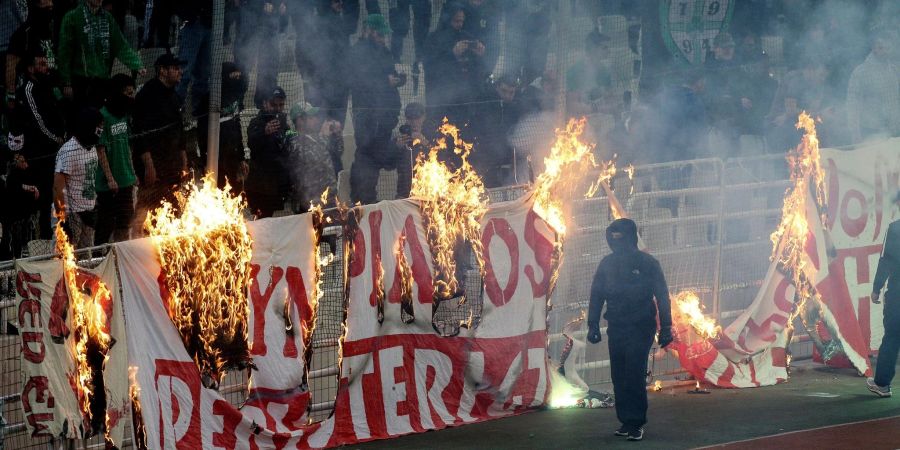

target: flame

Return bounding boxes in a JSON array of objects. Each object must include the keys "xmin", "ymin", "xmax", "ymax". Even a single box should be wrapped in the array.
[
  {"xmin": 145, "ymin": 174, "xmax": 253, "ymax": 385},
  {"xmin": 653, "ymin": 380, "xmax": 663, "ymax": 392},
  {"xmin": 532, "ymin": 118, "xmax": 617, "ymax": 236},
  {"xmin": 695, "ymin": 380, "xmax": 701, "ymax": 390},
  {"xmin": 55, "ymin": 213, "xmax": 112, "ymax": 435},
  {"xmin": 673, "ymin": 291, "xmax": 721, "ymax": 340},
  {"xmin": 769, "ymin": 112, "xmax": 829, "ymax": 332},
  {"xmin": 410, "ymin": 120, "xmax": 488, "ymax": 301},
  {"xmin": 129, "ymin": 366, "xmax": 147, "ymax": 449},
  {"xmin": 396, "ymin": 235, "xmax": 415, "ymax": 323}
]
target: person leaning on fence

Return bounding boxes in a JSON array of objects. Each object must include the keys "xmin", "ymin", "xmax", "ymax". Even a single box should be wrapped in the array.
[
  {"xmin": 867, "ymin": 190, "xmax": 900, "ymax": 398},
  {"xmin": 53, "ymin": 107, "xmax": 103, "ymax": 249},
  {"xmin": 587, "ymin": 218, "xmax": 674, "ymax": 442},
  {"xmin": 286, "ymin": 101, "xmax": 341, "ymax": 213},
  {"xmin": 94, "ymin": 73, "xmax": 136, "ymax": 245}
]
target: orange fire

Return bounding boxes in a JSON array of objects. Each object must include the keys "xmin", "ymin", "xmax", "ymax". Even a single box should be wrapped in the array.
[
  {"xmin": 769, "ymin": 112, "xmax": 828, "ymax": 323},
  {"xmin": 396, "ymin": 234, "xmax": 415, "ymax": 322},
  {"xmin": 128, "ymin": 366, "xmax": 147, "ymax": 449},
  {"xmin": 145, "ymin": 174, "xmax": 253, "ymax": 386},
  {"xmin": 532, "ymin": 118, "xmax": 618, "ymax": 236},
  {"xmin": 55, "ymin": 213, "xmax": 113, "ymax": 435},
  {"xmin": 410, "ymin": 120, "xmax": 488, "ymax": 301},
  {"xmin": 653, "ymin": 380, "xmax": 663, "ymax": 392},
  {"xmin": 673, "ymin": 291, "xmax": 720, "ymax": 340}
]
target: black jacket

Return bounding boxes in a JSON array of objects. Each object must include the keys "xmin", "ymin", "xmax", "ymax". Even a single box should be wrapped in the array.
[
  {"xmin": 347, "ymin": 38, "xmax": 401, "ymax": 151},
  {"xmin": 14, "ymin": 78, "xmax": 65, "ymax": 162},
  {"xmin": 245, "ymin": 110, "xmax": 290, "ymax": 196},
  {"xmin": 470, "ymin": 87, "xmax": 522, "ymax": 167},
  {"xmin": 874, "ymin": 220, "xmax": 900, "ymax": 301},
  {"xmin": 132, "ymin": 78, "xmax": 186, "ymax": 182},
  {"xmin": 423, "ymin": 23, "xmax": 485, "ymax": 122},
  {"xmin": 588, "ymin": 218, "xmax": 673, "ymax": 328}
]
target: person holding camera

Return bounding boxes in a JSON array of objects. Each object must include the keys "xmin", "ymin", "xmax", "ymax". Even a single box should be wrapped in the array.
[
  {"xmin": 587, "ymin": 218, "xmax": 674, "ymax": 441},
  {"xmin": 245, "ymin": 86, "xmax": 290, "ymax": 218},
  {"xmin": 347, "ymin": 14, "xmax": 405, "ymax": 205},
  {"xmin": 286, "ymin": 102, "xmax": 342, "ymax": 213},
  {"xmin": 390, "ymin": 102, "xmax": 430, "ymax": 199}
]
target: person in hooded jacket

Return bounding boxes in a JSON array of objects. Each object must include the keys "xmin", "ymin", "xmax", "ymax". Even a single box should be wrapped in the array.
[
  {"xmin": 94, "ymin": 73, "xmax": 135, "ymax": 244},
  {"xmin": 868, "ymin": 190, "xmax": 900, "ymax": 398},
  {"xmin": 196, "ymin": 62, "xmax": 248, "ymax": 192},
  {"xmin": 423, "ymin": 4, "xmax": 485, "ymax": 125},
  {"xmin": 587, "ymin": 218, "xmax": 673, "ymax": 442}
]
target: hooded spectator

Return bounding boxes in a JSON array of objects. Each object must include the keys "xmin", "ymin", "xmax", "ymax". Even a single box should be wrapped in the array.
[
  {"xmin": 94, "ymin": 73, "xmax": 135, "ymax": 244},
  {"xmin": 245, "ymin": 86, "xmax": 290, "ymax": 218},
  {"xmin": 470, "ymin": 74, "xmax": 523, "ymax": 187},
  {"xmin": 13, "ymin": 50, "xmax": 66, "ymax": 239},
  {"xmin": 846, "ymin": 32, "xmax": 900, "ymax": 143},
  {"xmin": 196, "ymin": 62, "xmax": 249, "ymax": 192},
  {"xmin": 348, "ymin": 14, "xmax": 405, "ymax": 205},
  {"xmin": 424, "ymin": 4, "xmax": 486, "ymax": 124}
]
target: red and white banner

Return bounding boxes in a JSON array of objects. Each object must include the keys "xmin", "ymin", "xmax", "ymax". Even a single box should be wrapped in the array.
[
  {"xmin": 16, "ymin": 255, "xmax": 129, "ymax": 445},
  {"xmin": 117, "ymin": 194, "xmax": 556, "ymax": 449},
  {"xmin": 675, "ymin": 138, "xmax": 900, "ymax": 386}
]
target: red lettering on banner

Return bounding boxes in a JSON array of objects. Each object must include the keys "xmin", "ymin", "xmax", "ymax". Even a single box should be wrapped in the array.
[
  {"xmin": 839, "ymin": 189, "xmax": 868, "ymax": 238},
  {"xmin": 48, "ymin": 279, "xmax": 69, "ymax": 342},
  {"xmin": 22, "ymin": 332, "xmax": 46, "ymax": 363},
  {"xmin": 524, "ymin": 210, "xmax": 555, "ymax": 298},
  {"xmin": 368, "ymin": 210, "xmax": 384, "ymax": 307},
  {"xmin": 387, "ymin": 215, "xmax": 433, "ymax": 304},
  {"xmin": 22, "ymin": 376, "xmax": 54, "ymax": 436},
  {"xmin": 482, "ymin": 218, "xmax": 519, "ymax": 307},
  {"xmin": 155, "ymin": 359, "xmax": 201, "ymax": 450},
  {"xmin": 250, "ymin": 264, "xmax": 285, "ymax": 356},
  {"xmin": 349, "ymin": 224, "xmax": 366, "ymax": 278},
  {"xmin": 283, "ymin": 266, "xmax": 311, "ymax": 358},
  {"xmin": 18, "ymin": 298, "xmax": 41, "ymax": 329},
  {"xmin": 212, "ymin": 399, "xmax": 241, "ymax": 450}
]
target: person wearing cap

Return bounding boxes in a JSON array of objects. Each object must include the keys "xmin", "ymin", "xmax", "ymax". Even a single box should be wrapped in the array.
[
  {"xmin": 57, "ymin": 0, "xmax": 145, "ymax": 107},
  {"xmin": 245, "ymin": 86, "xmax": 290, "ymax": 218},
  {"xmin": 131, "ymin": 53, "xmax": 187, "ymax": 224},
  {"xmin": 348, "ymin": 13, "xmax": 405, "ymax": 205},
  {"xmin": 587, "ymin": 218, "xmax": 673, "ymax": 441},
  {"xmin": 868, "ymin": 191, "xmax": 900, "ymax": 398},
  {"xmin": 286, "ymin": 101, "xmax": 341, "ymax": 213}
]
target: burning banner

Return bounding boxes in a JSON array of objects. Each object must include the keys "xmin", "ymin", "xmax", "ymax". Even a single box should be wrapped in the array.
[
  {"xmin": 671, "ymin": 117, "xmax": 900, "ymax": 386},
  {"xmin": 16, "ymin": 225, "xmax": 128, "ymax": 445}
]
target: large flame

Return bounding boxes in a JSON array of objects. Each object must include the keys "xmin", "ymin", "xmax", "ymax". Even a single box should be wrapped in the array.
[
  {"xmin": 673, "ymin": 291, "xmax": 720, "ymax": 340},
  {"xmin": 55, "ymin": 213, "xmax": 112, "ymax": 436},
  {"xmin": 532, "ymin": 118, "xmax": 618, "ymax": 236},
  {"xmin": 145, "ymin": 174, "xmax": 253, "ymax": 385},
  {"xmin": 410, "ymin": 120, "xmax": 488, "ymax": 301}
]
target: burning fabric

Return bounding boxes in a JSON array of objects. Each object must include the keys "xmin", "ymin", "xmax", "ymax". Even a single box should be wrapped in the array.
[
  {"xmin": 145, "ymin": 174, "xmax": 254, "ymax": 386},
  {"xmin": 410, "ymin": 120, "xmax": 488, "ymax": 304}
]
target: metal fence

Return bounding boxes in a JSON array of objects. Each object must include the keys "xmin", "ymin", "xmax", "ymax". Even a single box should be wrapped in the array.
[{"xmin": 0, "ymin": 153, "xmax": 803, "ymax": 448}]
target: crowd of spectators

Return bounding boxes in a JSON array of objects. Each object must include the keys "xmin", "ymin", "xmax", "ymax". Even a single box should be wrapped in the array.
[{"xmin": 0, "ymin": 0, "xmax": 898, "ymax": 259}]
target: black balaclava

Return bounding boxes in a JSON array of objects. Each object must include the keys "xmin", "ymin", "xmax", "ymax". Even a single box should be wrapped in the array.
[
  {"xmin": 74, "ymin": 108, "xmax": 103, "ymax": 148},
  {"xmin": 606, "ymin": 218, "xmax": 639, "ymax": 253}
]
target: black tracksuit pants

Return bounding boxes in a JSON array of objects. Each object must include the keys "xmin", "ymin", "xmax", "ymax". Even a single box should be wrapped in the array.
[
  {"xmin": 875, "ymin": 298, "xmax": 900, "ymax": 387},
  {"xmin": 608, "ymin": 320, "xmax": 656, "ymax": 428}
]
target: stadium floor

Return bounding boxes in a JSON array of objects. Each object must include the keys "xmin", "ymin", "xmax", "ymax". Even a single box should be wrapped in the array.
[{"xmin": 352, "ymin": 361, "xmax": 900, "ymax": 449}]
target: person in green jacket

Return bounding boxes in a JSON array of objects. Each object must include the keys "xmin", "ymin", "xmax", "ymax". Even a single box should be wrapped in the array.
[
  {"xmin": 94, "ymin": 73, "xmax": 137, "ymax": 244},
  {"xmin": 57, "ymin": 0, "xmax": 144, "ymax": 108}
]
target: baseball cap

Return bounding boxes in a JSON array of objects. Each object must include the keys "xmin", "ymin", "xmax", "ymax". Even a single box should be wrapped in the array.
[
  {"xmin": 290, "ymin": 102, "xmax": 321, "ymax": 122},
  {"xmin": 269, "ymin": 86, "xmax": 287, "ymax": 100},
  {"xmin": 365, "ymin": 14, "xmax": 392, "ymax": 35},
  {"xmin": 154, "ymin": 52, "xmax": 184, "ymax": 68}
]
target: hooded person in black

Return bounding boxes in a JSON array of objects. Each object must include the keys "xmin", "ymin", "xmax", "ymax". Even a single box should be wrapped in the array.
[
  {"xmin": 868, "ymin": 190, "xmax": 900, "ymax": 397},
  {"xmin": 196, "ymin": 62, "xmax": 248, "ymax": 192},
  {"xmin": 587, "ymin": 218, "xmax": 673, "ymax": 441}
]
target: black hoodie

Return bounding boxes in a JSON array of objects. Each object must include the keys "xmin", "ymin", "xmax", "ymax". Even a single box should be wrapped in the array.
[{"xmin": 588, "ymin": 218, "xmax": 673, "ymax": 329}]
